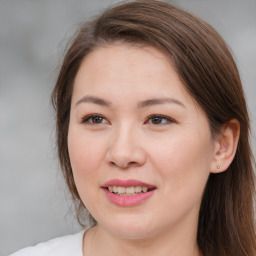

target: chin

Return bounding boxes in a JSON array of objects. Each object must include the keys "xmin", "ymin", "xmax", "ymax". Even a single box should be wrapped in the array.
[{"xmin": 96, "ymin": 212, "xmax": 157, "ymax": 240}]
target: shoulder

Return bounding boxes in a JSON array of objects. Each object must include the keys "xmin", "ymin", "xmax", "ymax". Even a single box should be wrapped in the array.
[{"xmin": 9, "ymin": 230, "xmax": 85, "ymax": 256}]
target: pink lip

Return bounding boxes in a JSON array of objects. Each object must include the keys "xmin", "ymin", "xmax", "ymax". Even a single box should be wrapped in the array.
[{"xmin": 102, "ymin": 179, "xmax": 156, "ymax": 207}]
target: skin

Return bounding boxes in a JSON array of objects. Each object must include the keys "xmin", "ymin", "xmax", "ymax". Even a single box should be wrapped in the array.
[{"xmin": 68, "ymin": 43, "xmax": 239, "ymax": 256}]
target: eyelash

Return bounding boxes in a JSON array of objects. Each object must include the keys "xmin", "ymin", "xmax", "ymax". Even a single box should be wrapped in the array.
[
  {"xmin": 146, "ymin": 114, "xmax": 175, "ymax": 125},
  {"xmin": 81, "ymin": 114, "xmax": 175, "ymax": 125},
  {"xmin": 81, "ymin": 114, "xmax": 109, "ymax": 124}
]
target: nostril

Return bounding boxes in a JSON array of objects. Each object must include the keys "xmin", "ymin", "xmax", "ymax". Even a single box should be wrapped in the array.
[
  {"xmin": 110, "ymin": 161, "xmax": 117, "ymax": 166},
  {"xmin": 109, "ymin": 161, "xmax": 138, "ymax": 169},
  {"xmin": 109, "ymin": 161, "xmax": 128, "ymax": 168}
]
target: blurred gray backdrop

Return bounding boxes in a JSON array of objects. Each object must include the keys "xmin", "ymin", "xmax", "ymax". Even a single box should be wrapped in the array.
[{"xmin": 1, "ymin": 0, "xmax": 255, "ymax": 255}]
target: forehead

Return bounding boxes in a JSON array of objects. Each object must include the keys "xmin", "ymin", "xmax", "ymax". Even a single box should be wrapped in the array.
[
  {"xmin": 76, "ymin": 43, "xmax": 174, "ymax": 81},
  {"xmin": 73, "ymin": 43, "xmax": 189, "ymax": 100}
]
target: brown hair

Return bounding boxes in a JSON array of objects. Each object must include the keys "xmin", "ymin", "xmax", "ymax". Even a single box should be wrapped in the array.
[{"xmin": 51, "ymin": 1, "xmax": 256, "ymax": 255}]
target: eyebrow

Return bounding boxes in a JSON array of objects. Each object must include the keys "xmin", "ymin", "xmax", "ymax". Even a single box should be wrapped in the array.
[
  {"xmin": 75, "ymin": 95, "xmax": 185, "ymax": 108},
  {"xmin": 137, "ymin": 97, "xmax": 186, "ymax": 108},
  {"xmin": 75, "ymin": 95, "xmax": 111, "ymax": 107}
]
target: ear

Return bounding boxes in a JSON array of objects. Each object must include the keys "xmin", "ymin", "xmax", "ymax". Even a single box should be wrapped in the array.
[{"xmin": 210, "ymin": 119, "xmax": 240, "ymax": 173}]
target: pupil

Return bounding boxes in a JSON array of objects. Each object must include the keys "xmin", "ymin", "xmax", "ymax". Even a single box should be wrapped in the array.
[
  {"xmin": 152, "ymin": 117, "xmax": 162, "ymax": 124},
  {"xmin": 93, "ymin": 116, "xmax": 102, "ymax": 123}
]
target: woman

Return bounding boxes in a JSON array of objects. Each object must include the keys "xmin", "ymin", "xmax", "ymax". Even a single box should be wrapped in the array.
[{"xmin": 11, "ymin": 0, "xmax": 256, "ymax": 255}]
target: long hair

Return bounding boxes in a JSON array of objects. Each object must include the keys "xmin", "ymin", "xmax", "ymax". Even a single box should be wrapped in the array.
[{"xmin": 51, "ymin": 1, "xmax": 256, "ymax": 255}]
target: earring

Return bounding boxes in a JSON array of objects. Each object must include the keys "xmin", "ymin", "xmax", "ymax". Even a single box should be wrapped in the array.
[{"xmin": 217, "ymin": 165, "xmax": 220, "ymax": 169}]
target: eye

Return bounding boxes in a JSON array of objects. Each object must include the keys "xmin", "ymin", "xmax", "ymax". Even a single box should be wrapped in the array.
[
  {"xmin": 81, "ymin": 114, "xmax": 109, "ymax": 125},
  {"xmin": 146, "ymin": 115, "xmax": 175, "ymax": 125}
]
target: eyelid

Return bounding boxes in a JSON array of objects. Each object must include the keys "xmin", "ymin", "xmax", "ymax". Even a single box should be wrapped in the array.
[
  {"xmin": 145, "ymin": 114, "xmax": 176, "ymax": 125},
  {"xmin": 81, "ymin": 114, "xmax": 110, "ymax": 124}
]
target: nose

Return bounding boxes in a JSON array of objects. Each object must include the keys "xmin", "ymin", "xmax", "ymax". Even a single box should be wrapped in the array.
[{"xmin": 106, "ymin": 125, "xmax": 146, "ymax": 169}]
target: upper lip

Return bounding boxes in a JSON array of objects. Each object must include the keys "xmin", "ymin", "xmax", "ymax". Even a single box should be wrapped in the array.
[{"xmin": 102, "ymin": 179, "xmax": 156, "ymax": 189}]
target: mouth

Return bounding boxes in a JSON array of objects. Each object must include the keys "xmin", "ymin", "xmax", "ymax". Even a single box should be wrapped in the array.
[
  {"xmin": 106, "ymin": 185, "xmax": 155, "ymax": 196},
  {"xmin": 102, "ymin": 179, "xmax": 156, "ymax": 207},
  {"xmin": 102, "ymin": 179, "xmax": 156, "ymax": 196}
]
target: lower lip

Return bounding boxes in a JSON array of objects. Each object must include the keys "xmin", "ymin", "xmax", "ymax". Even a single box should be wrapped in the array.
[{"xmin": 103, "ymin": 188, "xmax": 155, "ymax": 207}]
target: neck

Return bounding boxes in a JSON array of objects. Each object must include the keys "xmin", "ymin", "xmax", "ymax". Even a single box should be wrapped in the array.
[{"xmin": 83, "ymin": 224, "xmax": 201, "ymax": 256}]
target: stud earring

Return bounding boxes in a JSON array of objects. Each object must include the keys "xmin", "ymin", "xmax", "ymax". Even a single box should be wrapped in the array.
[{"xmin": 217, "ymin": 165, "xmax": 220, "ymax": 169}]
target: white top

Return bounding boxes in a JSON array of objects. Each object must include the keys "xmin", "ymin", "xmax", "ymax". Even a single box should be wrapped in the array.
[{"xmin": 9, "ymin": 230, "xmax": 85, "ymax": 256}]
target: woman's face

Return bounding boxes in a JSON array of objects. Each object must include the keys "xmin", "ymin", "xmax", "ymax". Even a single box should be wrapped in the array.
[{"xmin": 68, "ymin": 43, "xmax": 217, "ymax": 239}]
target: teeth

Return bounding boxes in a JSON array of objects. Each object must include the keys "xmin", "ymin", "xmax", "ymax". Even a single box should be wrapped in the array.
[
  {"xmin": 126, "ymin": 187, "xmax": 134, "ymax": 194},
  {"xmin": 142, "ymin": 187, "xmax": 147, "ymax": 193},
  {"xmin": 135, "ymin": 186, "xmax": 142, "ymax": 193},
  {"xmin": 118, "ymin": 187, "xmax": 126, "ymax": 194},
  {"xmin": 107, "ymin": 186, "xmax": 149, "ymax": 195}
]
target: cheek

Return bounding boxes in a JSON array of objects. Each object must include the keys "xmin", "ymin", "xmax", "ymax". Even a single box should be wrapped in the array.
[
  {"xmin": 68, "ymin": 131, "xmax": 104, "ymax": 173},
  {"xmin": 67, "ymin": 131, "xmax": 106, "ymax": 201},
  {"xmin": 149, "ymin": 131, "xmax": 212, "ymax": 200}
]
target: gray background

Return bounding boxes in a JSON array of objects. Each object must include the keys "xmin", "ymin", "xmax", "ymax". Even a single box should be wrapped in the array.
[{"xmin": 1, "ymin": 0, "xmax": 255, "ymax": 255}]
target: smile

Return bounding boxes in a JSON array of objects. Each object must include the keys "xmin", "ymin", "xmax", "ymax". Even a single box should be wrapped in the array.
[
  {"xmin": 108, "ymin": 186, "xmax": 150, "ymax": 196},
  {"xmin": 102, "ymin": 179, "xmax": 156, "ymax": 206}
]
